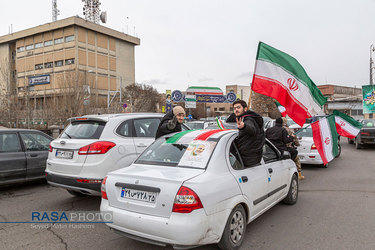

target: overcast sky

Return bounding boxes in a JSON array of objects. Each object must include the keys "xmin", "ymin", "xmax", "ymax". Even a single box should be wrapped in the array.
[{"xmin": 1, "ymin": 0, "xmax": 375, "ymax": 93}]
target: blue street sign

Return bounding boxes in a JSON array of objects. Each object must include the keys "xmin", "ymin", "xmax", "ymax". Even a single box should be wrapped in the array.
[
  {"xmin": 171, "ymin": 90, "xmax": 183, "ymax": 102},
  {"xmin": 226, "ymin": 92, "xmax": 237, "ymax": 103},
  {"xmin": 123, "ymin": 103, "xmax": 128, "ymax": 108},
  {"xmin": 188, "ymin": 115, "xmax": 193, "ymax": 119}
]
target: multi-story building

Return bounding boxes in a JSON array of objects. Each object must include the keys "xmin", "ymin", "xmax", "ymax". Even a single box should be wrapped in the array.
[{"xmin": 0, "ymin": 16, "xmax": 140, "ymax": 111}]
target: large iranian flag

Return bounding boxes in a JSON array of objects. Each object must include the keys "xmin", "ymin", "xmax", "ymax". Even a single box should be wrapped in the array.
[
  {"xmin": 333, "ymin": 110, "xmax": 363, "ymax": 139},
  {"xmin": 251, "ymin": 42, "xmax": 327, "ymax": 126},
  {"xmin": 311, "ymin": 115, "xmax": 339, "ymax": 165}
]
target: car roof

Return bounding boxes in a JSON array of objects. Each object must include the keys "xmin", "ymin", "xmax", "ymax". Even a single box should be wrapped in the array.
[
  {"xmin": 68, "ymin": 113, "xmax": 164, "ymax": 122},
  {"xmin": 0, "ymin": 128, "xmax": 46, "ymax": 133},
  {"xmin": 161, "ymin": 129, "xmax": 237, "ymax": 144}
]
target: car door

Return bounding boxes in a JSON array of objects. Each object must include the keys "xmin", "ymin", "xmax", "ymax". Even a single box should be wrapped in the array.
[
  {"xmin": 227, "ymin": 139, "xmax": 269, "ymax": 216},
  {"xmin": 19, "ymin": 132, "xmax": 52, "ymax": 179},
  {"xmin": 263, "ymin": 141, "xmax": 290, "ymax": 203},
  {"xmin": 114, "ymin": 119, "xmax": 138, "ymax": 168},
  {"xmin": 0, "ymin": 132, "xmax": 27, "ymax": 184},
  {"xmin": 132, "ymin": 118, "xmax": 161, "ymax": 155}
]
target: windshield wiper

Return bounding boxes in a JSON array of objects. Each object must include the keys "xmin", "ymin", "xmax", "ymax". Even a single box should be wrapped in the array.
[{"xmin": 64, "ymin": 131, "xmax": 72, "ymax": 139}]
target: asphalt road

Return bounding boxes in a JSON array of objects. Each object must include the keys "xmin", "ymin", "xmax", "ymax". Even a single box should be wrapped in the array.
[{"xmin": 1, "ymin": 140, "xmax": 374, "ymax": 250}]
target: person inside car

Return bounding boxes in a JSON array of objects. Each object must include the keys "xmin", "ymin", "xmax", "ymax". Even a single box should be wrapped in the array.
[
  {"xmin": 266, "ymin": 117, "xmax": 298, "ymax": 161},
  {"xmin": 231, "ymin": 100, "xmax": 265, "ymax": 168},
  {"xmin": 155, "ymin": 106, "xmax": 186, "ymax": 139}
]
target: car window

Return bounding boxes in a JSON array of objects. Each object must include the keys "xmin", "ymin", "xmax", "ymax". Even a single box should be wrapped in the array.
[
  {"xmin": 263, "ymin": 142, "xmax": 279, "ymax": 163},
  {"xmin": 186, "ymin": 122, "xmax": 204, "ymax": 130},
  {"xmin": 229, "ymin": 142, "xmax": 244, "ymax": 170},
  {"xmin": 0, "ymin": 133, "xmax": 22, "ymax": 153},
  {"xmin": 116, "ymin": 120, "xmax": 132, "ymax": 137},
  {"xmin": 362, "ymin": 119, "xmax": 375, "ymax": 127},
  {"xmin": 61, "ymin": 121, "xmax": 106, "ymax": 139},
  {"xmin": 296, "ymin": 127, "xmax": 312, "ymax": 137},
  {"xmin": 133, "ymin": 118, "xmax": 160, "ymax": 137},
  {"xmin": 20, "ymin": 133, "xmax": 51, "ymax": 151}
]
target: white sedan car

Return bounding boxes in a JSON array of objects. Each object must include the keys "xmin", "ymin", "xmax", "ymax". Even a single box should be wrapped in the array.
[
  {"xmin": 100, "ymin": 129, "xmax": 298, "ymax": 249},
  {"xmin": 292, "ymin": 124, "xmax": 341, "ymax": 167}
]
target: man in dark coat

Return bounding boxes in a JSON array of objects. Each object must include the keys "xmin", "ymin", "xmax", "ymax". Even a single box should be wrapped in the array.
[
  {"xmin": 231, "ymin": 100, "xmax": 265, "ymax": 168},
  {"xmin": 155, "ymin": 106, "xmax": 186, "ymax": 139},
  {"xmin": 265, "ymin": 117, "xmax": 297, "ymax": 160}
]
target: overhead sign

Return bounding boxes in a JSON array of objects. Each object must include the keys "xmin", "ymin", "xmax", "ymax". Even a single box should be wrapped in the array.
[
  {"xmin": 171, "ymin": 90, "xmax": 183, "ymax": 102},
  {"xmin": 29, "ymin": 75, "xmax": 50, "ymax": 86},
  {"xmin": 196, "ymin": 94, "xmax": 226, "ymax": 103},
  {"xmin": 362, "ymin": 85, "xmax": 375, "ymax": 114},
  {"xmin": 186, "ymin": 86, "xmax": 223, "ymax": 95}
]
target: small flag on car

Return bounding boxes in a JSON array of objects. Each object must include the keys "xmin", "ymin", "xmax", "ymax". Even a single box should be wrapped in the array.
[
  {"xmin": 275, "ymin": 101, "xmax": 287, "ymax": 117},
  {"xmin": 216, "ymin": 118, "xmax": 225, "ymax": 130}
]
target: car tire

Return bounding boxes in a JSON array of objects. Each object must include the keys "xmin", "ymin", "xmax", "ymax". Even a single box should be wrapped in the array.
[
  {"xmin": 67, "ymin": 190, "xmax": 85, "ymax": 197},
  {"xmin": 321, "ymin": 163, "xmax": 328, "ymax": 168},
  {"xmin": 336, "ymin": 143, "xmax": 341, "ymax": 158},
  {"xmin": 355, "ymin": 138, "xmax": 361, "ymax": 149},
  {"xmin": 283, "ymin": 174, "xmax": 298, "ymax": 205},
  {"xmin": 218, "ymin": 204, "xmax": 247, "ymax": 250}
]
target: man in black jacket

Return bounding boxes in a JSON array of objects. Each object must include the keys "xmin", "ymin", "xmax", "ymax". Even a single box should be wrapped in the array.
[
  {"xmin": 231, "ymin": 100, "xmax": 265, "ymax": 168},
  {"xmin": 265, "ymin": 118, "xmax": 297, "ymax": 160},
  {"xmin": 155, "ymin": 106, "xmax": 185, "ymax": 139}
]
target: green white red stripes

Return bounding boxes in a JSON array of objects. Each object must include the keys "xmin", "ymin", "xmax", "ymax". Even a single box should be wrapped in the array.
[
  {"xmin": 216, "ymin": 118, "xmax": 225, "ymax": 129},
  {"xmin": 251, "ymin": 42, "xmax": 327, "ymax": 126},
  {"xmin": 333, "ymin": 110, "xmax": 363, "ymax": 139},
  {"xmin": 186, "ymin": 86, "xmax": 223, "ymax": 95},
  {"xmin": 166, "ymin": 129, "xmax": 232, "ymax": 144},
  {"xmin": 311, "ymin": 115, "xmax": 339, "ymax": 165},
  {"xmin": 275, "ymin": 101, "xmax": 287, "ymax": 117}
]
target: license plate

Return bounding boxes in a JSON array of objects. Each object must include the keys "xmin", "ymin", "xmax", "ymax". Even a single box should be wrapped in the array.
[
  {"xmin": 56, "ymin": 150, "xmax": 74, "ymax": 159},
  {"xmin": 120, "ymin": 188, "xmax": 157, "ymax": 203}
]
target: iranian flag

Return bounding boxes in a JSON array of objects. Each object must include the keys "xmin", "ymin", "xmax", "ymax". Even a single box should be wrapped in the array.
[
  {"xmin": 216, "ymin": 117, "xmax": 225, "ymax": 130},
  {"xmin": 311, "ymin": 115, "xmax": 339, "ymax": 165},
  {"xmin": 275, "ymin": 101, "xmax": 287, "ymax": 117},
  {"xmin": 251, "ymin": 42, "xmax": 327, "ymax": 126},
  {"xmin": 333, "ymin": 110, "xmax": 363, "ymax": 139}
]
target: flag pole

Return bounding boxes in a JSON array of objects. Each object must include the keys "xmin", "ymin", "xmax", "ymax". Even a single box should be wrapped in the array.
[{"xmin": 249, "ymin": 42, "xmax": 261, "ymax": 109}]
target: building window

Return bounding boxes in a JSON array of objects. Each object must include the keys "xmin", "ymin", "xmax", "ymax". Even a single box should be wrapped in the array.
[
  {"xmin": 230, "ymin": 107, "xmax": 234, "ymax": 111},
  {"xmin": 358, "ymin": 109, "xmax": 363, "ymax": 115},
  {"xmin": 54, "ymin": 38, "xmax": 64, "ymax": 44},
  {"xmin": 65, "ymin": 35, "xmax": 75, "ymax": 42},
  {"xmin": 35, "ymin": 42, "xmax": 43, "ymax": 48},
  {"xmin": 45, "ymin": 62, "xmax": 53, "ymax": 68},
  {"xmin": 17, "ymin": 47, "xmax": 25, "ymax": 52},
  {"xmin": 26, "ymin": 44, "xmax": 34, "ymax": 50},
  {"xmin": 35, "ymin": 64, "xmax": 44, "ymax": 70},
  {"xmin": 219, "ymin": 107, "xmax": 225, "ymax": 111},
  {"xmin": 44, "ymin": 40, "xmax": 53, "ymax": 47},
  {"xmin": 65, "ymin": 58, "xmax": 75, "ymax": 65},
  {"xmin": 55, "ymin": 60, "xmax": 64, "ymax": 67},
  {"xmin": 214, "ymin": 108, "xmax": 217, "ymax": 111}
]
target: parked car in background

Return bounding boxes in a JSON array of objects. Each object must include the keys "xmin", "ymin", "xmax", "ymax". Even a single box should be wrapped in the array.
[
  {"xmin": 292, "ymin": 124, "xmax": 341, "ymax": 168},
  {"xmin": 0, "ymin": 129, "xmax": 52, "ymax": 186},
  {"xmin": 185, "ymin": 120, "xmax": 215, "ymax": 130},
  {"xmin": 101, "ymin": 129, "xmax": 298, "ymax": 249},
  {"xmin": 45, "ymin": 113, "xmax": 190, "ymax": 196},
  {"xmin": 351, "ymin": 119, "xmax": 375, "ymax": 149}
]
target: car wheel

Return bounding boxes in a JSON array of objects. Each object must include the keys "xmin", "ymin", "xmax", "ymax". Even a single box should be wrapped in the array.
[
  {"xmin": 67, "ymin": 190, "xmax": 85, "ymax": 197},
  {"xmin": 283, "ymin": 174, "xmax": 298, "ymax": 205},
  {"xmin": 355, "ymin": 138, "xmax": 361, "ymax": 149},
  {"xmin": 335, "ymin": 143, "xmax": 341, "ymax": 158},
  {"xmin": 218, "ymin": 204, "xmax": 247, "ymax": 250},
  {"xmin": 321, "ymin": 163, "xmax": 328, "ymax": 168}
]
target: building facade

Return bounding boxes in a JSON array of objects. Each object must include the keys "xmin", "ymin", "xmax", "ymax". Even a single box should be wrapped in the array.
[{"xmin": 0, "ymin": 16, "xmax": 140, "ymax": 109}]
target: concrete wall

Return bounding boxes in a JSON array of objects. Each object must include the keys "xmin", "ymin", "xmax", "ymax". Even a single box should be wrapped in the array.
[
  {"xmin": 0, "ymin": 43, "xmax": 10, "ymax": 94},
  {"xmin": 116, "ymin": 40, "xmax": 135, "ymax": 89}
]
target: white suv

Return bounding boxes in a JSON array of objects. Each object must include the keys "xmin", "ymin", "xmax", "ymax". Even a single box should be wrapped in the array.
[{"xmin": 45, "ymin": 113, "xmax": 189, "ymax": 196}]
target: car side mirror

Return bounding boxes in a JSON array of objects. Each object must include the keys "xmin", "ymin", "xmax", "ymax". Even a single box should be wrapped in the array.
[
  {"xmin": 298, "ymin": 136, "xmax": 302, "ymax": 140},
  {"xmin": 282, "ymin": 151, "xmax": 291, "ymax": 160}
]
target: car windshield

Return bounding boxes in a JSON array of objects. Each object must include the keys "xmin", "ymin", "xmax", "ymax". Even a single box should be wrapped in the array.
[
  {"xmin": 295, "ymin": 127, "xmax": 313, "ymax": 137},
  {"xmin": 362, "ymin": 119, "xmax": 375, "ymax": 127},
  {"xmin": 60, "ymin": 121, "xmax": 106, "ymax": 139},
  {"xmin": 135, "ymin": 136, "xmax": 218, "ymax": 169},
  {"xmin": 185, "ymin": 122, "xmax": 204, "ymax": 130}
]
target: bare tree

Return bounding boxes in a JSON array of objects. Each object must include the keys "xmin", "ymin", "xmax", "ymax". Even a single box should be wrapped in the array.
[
  {"xmin": 250, "ymin": 92, "xmax": 280, "ymax": 118},
  {"xmin": 122, "ymin": 83, "xmax": 160, "ymax": 112}
]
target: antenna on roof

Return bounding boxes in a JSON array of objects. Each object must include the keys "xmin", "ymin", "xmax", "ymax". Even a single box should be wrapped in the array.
[
  {"xmin": 52, "ymin": 0, "xmax": 60, "ymax": 22},
  {"xmin": 82, "ymin": 0, "xmax": 107, "ymax": 24}
]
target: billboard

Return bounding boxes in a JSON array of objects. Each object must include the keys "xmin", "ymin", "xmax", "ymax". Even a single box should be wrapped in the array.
[{"xmin": 362, "ymin": 85, "xmax": 375, "ymax": 114}]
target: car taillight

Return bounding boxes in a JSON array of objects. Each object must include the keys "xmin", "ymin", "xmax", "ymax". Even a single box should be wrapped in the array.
[
  {"xmin": 360, "ymin": 132, "xmax": 370, "ymax": 136},
  {"xmin": 49, "ymin": 143, "xmax": 53, "ymax": 152},
  {"xmin": 76, "ymin": 179, "xmax": 102, "ymax": 184},
  {"xmin": 311, "ymin": 144, "xmax": 317, "ymax": 150},
  {"xmin": 172, "ymin": 186, "xmax": 203, "ymax": 213},
  {"xmin": 101, "ymin": 176, "xmax": 108, "ymax": 200},
  {"xmin": 78, "ymin": 141, "xmax": 116, "ymax": 155}
]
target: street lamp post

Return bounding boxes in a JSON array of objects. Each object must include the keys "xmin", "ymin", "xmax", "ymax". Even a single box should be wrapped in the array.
[{"xmin": 370, "ymin": 45, "xmax": 375, "ymax": 85}]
